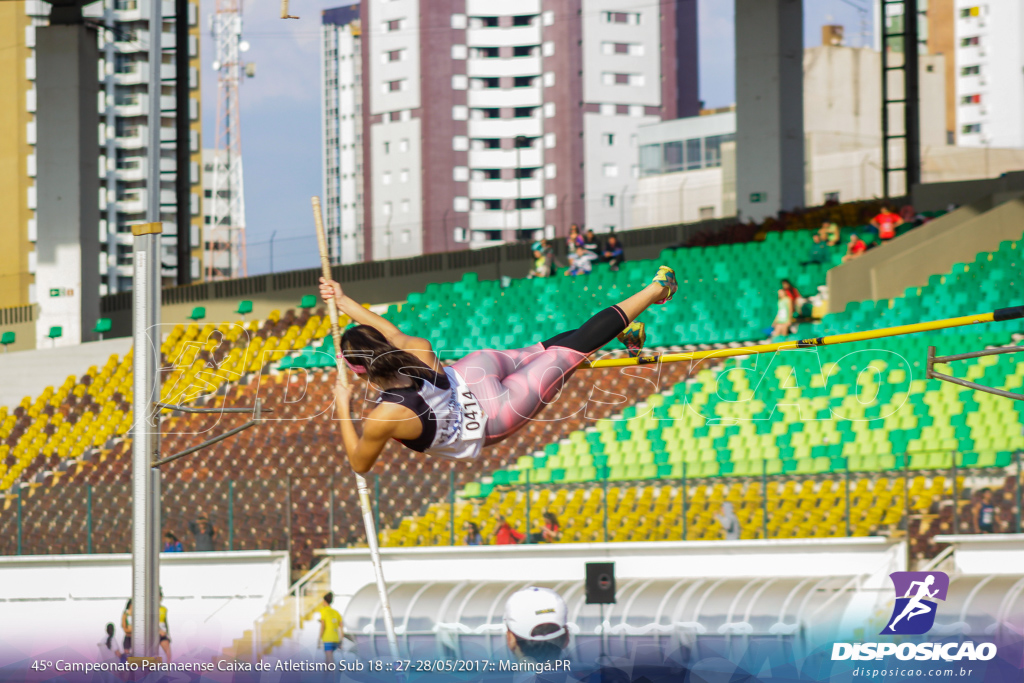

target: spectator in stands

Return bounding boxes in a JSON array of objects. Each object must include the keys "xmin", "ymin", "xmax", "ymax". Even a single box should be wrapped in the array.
[
  {"xmin": 527, "ymin": 248, "xmax": 550, "ymax": 279},
  {"xmin": 97, "ymin": 623, "xmax": 122, "ymax": 663},
  {"xmin": 541, "ymin": 512, "xmax": 561, "ymax": 542},
  {"xmin": 318, "ymin": 592, "xmax": 344, "ymax": 665},
  {"xmin": 565, "ymin": 244, "xmax": 597, "ymax": 276},
  {"xmin": 464, "ymin": 521, "xmax": 483, "ymax": 546},
  {"xmin": 842, "ymin": 234, "xmax": 867, "ymax": 262},
  {"xmin": 871, "ymin": 206, "xmax": 904, "ymax": 241},
  {"xmin": 504, "ymin": 587, "xmax": 569, "ymax": 664},
  {"xmin": 976, "ymin": 489, "xmax": 996, "ymax": 533},
  {"xmin": 715, "ymin": 502, "xmax": 740, "ymax": 540},
  {"xmin": 189, "ymin": 512, "xmax": 216, "ymax": 551},
  {"xmin": 818, "ymin": 221, "xmax": 841, "ymax": 247},
  {"xmin": 162, "ymin": 532, "xmax": 182, "ymax": 553},
  {"xmin": 771, "ymin": 289, "xmax": 793, "ymax": 337},
  {"xmin": 802, "ymin": 233, "xmax": 830, "ymax": 266},
  {"xmin": 566, "ymin": 224, "xmax": 584, "ymax": 251},
  {"xmin": 582, "ymin": 229, "xmax": 603, "ymax": 259},
  {"xmin": 781, "ymin": 279, "xmax": 810, "ymax": 319},
  {"xmin": 494, "ymin": 515, "xmax": 524, "ymax": 545},
  {"xmin": 602, "ymin": 235, "xmax": 625, "ymax": 271}
]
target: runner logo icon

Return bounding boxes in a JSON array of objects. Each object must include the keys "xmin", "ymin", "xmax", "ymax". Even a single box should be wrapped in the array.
[{"xmin": 880, "ymin": 571, "xmax": 949, "ymax": 635}]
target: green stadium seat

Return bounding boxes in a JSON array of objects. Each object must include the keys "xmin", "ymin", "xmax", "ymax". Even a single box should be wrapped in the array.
[
  {"xmin": 187, "ymin": 306, "xmax": 206, "ymax": 321},
  {"xmin": 299, "ymin": 294, "xmax": 317, "ymax": 309},
  {"xmin": 47, "ymin": 326, "xmax": 62, "ymax": 343},
  {"xmin": 0, "ymin": 330, "xmax": 14, "ymax": 351},
  {"xmin": 236, "ymin": 300, "xmax": 253, "ymax": 317},
  {"xmin": 93, "ymin": 318, "xmax": 112, "ymax": 339}
]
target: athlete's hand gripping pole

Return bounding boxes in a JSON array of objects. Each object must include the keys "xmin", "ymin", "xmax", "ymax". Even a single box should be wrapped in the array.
[{"xmin": 311, "ymin": 196, "xmax": 401, "ymax": 663}]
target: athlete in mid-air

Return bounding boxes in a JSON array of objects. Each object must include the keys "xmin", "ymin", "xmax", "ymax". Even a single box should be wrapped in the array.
[
  {"xmin": 320, "ymin": 265, "xmax": 677, "ymax": 473},
  {"xmin": 888, "ymin": 574, "xmax": 938, "ymax": 631}
]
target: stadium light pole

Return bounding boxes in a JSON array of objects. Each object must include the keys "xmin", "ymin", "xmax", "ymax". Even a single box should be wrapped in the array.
[{"xmin": 129, "ymin": 0, "xmax": 165, "ymax": 659}]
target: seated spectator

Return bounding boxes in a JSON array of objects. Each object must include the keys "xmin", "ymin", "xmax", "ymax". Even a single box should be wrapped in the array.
[
  {"xmin": 463, "ymin": 521, "xmax": 483, "ymax": 546},
  {"xmin": 540, "ymin": 512, "xmax": 561, "ymax": 542},
  {"xmin": 582, "ymin": 229, "xmax": 602, "ymax": 259},
  {"xmin": 566, "ymin": 224, "xmax": 584, "ymax": 251},
  {"xmin": 526, "ymin": 249, "xmax": 550, "ymax": 279},
  {"xmin": 818, "ymin": 221, "xmax": 841, "ymax": 247},
  {"xmin": 899, "ymin": 204, "xmax": 917, "ymax": 224},
  {"xmin": 976, "ymin": 490, "xmax": 996, "ymax": 533},
  {"xmin": 714, "ymin": 502, "xmax": 740, "ymax": 540},
  {"xmin": 871, "ymin": 206, "xmax": 903, "ymax": 241},
  {"xmin": 162, "ymin": 532, "xmax": 182, "ymax": 553},
  {"xmin": 602, "ymin": 235, "xmax": 625, "ymax": 271},
  {"xmin": 493, "ymin": 515, "xmax": 524, "ymax": 545},
  {"xmin": 781, "ymin": 279, "xmax": 810, "ymax": 318},
  {"xmin": 771, "ymin": 289, "xmax": 793, "ymax": 337},
  {"xmin": 189, "ymin": 512, "xmax": 215, "ymax": 551},
  {"xmin": 565, "ymin": 245, "xmax": 597, "ymax": 276},
  {"xmin": 842, "ymin": 234, "xmax": 867, "ymax": 262},
  {"xmin": 802, "ymin": 234, "xmax": 830, "ymax": 266}
]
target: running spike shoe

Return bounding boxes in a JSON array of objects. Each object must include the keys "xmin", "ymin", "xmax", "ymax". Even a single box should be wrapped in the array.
[
  {"xmin": 617, "ymin": 321, "xmax": 646, "ymax": 358},
  {"xmin": 652, "ymin": 265, "xmax": 678, "ymax": 304}
]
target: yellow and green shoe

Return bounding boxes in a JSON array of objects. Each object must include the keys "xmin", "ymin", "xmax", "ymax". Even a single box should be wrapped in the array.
[
  {"xmin": 652, "ymin": 265, "xmax": 678, "ymax": 304},
  {"xmin": 617, "ymin": 321, "xmax": 646, "ymax": 358}
]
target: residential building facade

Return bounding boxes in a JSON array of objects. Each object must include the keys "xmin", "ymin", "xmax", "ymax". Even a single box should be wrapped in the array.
[{"xmin": 321, "ymin": 0, "xmax": 698, "ymax": 261}]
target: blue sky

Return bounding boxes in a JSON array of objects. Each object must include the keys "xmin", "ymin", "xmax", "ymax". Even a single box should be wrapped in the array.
[{"xmin": 202, "ymin": 0, "xmax": 874, "ymax": 275}]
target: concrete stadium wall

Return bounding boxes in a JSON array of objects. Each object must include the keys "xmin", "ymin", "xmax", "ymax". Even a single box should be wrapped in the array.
[
  {"xmin": 0, "ymin": 303, "xmax": 37, "ymax": 353},
  {"xmin": 0, "ymin": 550, "xmax": 288, "ymax": 664},
  {"xmin": 911, "ymin": 170, "xmax": 1024, "ymax": 213},
  {"xmin": 828, "ymin": 194, "xmax": 1024, "ymax": 312}
]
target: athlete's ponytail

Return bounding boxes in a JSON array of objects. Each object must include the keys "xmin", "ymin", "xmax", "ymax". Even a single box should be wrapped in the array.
[
  {"xmin": 340, "ymin": 325, "xmax": 437, "ymax": 386},
  {"xmin": 105, "ymin": 623, "xmax": 115, "ymax": 650}
]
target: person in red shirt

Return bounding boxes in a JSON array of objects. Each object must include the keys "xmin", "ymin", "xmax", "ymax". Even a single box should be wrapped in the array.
[
  {"xmin": 493, "ymin": 515, "xmax": 524, "ymax": 545},
  {"xmin": 842, "ymin": 234, "xmax": 867, "ymax": 262},
  {"xmin": 871, "ymin": 207, "xmax": 904, "ymax": 241}
]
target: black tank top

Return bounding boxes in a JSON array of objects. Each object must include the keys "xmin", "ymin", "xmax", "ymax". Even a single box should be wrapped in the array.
[{"xmin": 376, "ymin": 369, "xmax": 451, "ymax": 453}]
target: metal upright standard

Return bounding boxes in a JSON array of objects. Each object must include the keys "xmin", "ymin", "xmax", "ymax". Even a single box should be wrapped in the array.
[
  {"xmin": 131, "ymin": 220, "xmax": 162, "ymax": 658},
  {"xmin": 927, "ymin": 345, "xmax": 1024, "ymax": 401},
  {"xmin": 175, "ymin": 0, "xmax": 192, "ymax": 285},
  {"xmin": 880, "ymin": 0, "xmax": 923, "ymax": 197}
]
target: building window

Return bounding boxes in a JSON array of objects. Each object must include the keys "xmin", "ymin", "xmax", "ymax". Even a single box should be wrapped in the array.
[
  {"xmin": 512, "ymin": 45, "xmax": 535, "ymax": 57},
  {"xmin": 472, "ymin": 46, "xmax": 500, "ymax": 59},
  {"xmin": 399, "ymin": 138, "xmax": 409, "ymax": 152},
  {"xmin": 473, "ymin": 77, "xmax": 500, "ymax": 89},
  {"xmin": 514, "ymin": 107, "xmax": 536, "ymax": 118},
  {"xmin": 401, "ymin": 199, "xmax": 410, "ymax": 213},
  {"xmin": 961, "ymin": 93, "xmax": 981, "ymax": 104},
  {"xmin": 602, "ymin": 163, "xmax": 618, "ymax": 178},
  {"xmin": 480, "ymin": 138, "xmax": 501, "ymax": 149},
  {"xmin": 478, "ymin": 168, "xmax": 501, "ymax": 180},
  {"xmin": 386, "ymin": 79, "xmax": 404, "ymax": 92},
  {"xmin": 512, "ymin": 15, "xmax": 534, "ymax": 26},
  {"xmin": 604, "ymin": 11, "xmax": 640, "ymax": 24},
  {"xmin": 685, "ymin": 138, "xmax": 702, "ymax": 170},
  {"xmin": 478, "ymin": 108, "xmax": 500, "ymax": 119},
  {"xmin": 961, "ymin": 65, "xmax": 981, "ymax": 76},
  {"xmin": 960, "ymin": 36, "xmax": 980, "ymax": 47},
  {"xmin": 603, "ymin": 194, "xmax": 615, "ymax": 208},
  {"xmin": 699, "ymin": 206, "xmax": 715, "ymax": 219},
  {"xmin": 382, "ymin": 171, "xmax": 392, "ymax": 185},
  {"xmin": 513, "ymin": 76, "xmax": 535, "ymax": 88},
  {"xmin": 603, "ymin": 133, "xmax": 615, "ymax": 146},
  {"xmin": 386, "ymin": 49, "xmax": 403, "ymax": 62},
  {"xmin": 962, "ymin": 123, "xmax": 981, "ymax": 134},
  {"xmin": 400, "ymin": 168, "xmax": 409, "ymax": 183},
  {"xmin": 383, "ymin": 201, "xmax": 393, "ymax": 216},
  {"xmin": 474, "ymin": 16, "xmax": 499, "ymax": 28},
  {"xmin": 514, "ymin": 168, "xmax": 536, "ymax": 179},
  {"xmin": 514, "ymin": 136, "xmax": 532, "ymax": 148},
  {"xmin": 477, "ymin": 199, "xmax": 502, "ymax": 211},
  {"xmin": 604, "ymin": 73, "xmax": 642, "ymax": 86},
  {"xmin": 385, "ymin": 18, "xmax": 402, "ymax": 31}
]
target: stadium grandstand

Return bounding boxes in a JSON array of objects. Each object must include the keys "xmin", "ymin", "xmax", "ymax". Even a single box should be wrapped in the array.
[{"xmin": 0, "ymin": 196, "xmax": 1022, "ymax": 664}]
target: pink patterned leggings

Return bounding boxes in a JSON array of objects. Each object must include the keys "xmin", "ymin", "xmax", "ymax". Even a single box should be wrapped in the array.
[{"xmin": 450, "ymin": 305, "xmax": 629, "ymax": 444}]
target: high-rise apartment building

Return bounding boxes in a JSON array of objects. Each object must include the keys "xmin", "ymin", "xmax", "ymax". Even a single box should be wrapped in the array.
[
  {"xmin": 322, "ymin": 5, "xmax": 364, "ymax": 265},
  {"xmin": 321, "ymin": 0, "xmax": 698, "ymax": 262},
  {"xmin": 952, "ymin": 0, "xmax": 1024, "ymax": 148},
  {"xmin": 0, "ymin": 0, "xmax": 202, "ymax": 320}
]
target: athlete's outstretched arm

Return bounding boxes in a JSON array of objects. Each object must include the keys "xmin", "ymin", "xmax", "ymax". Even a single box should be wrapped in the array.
[
  {"xmin": 320, "ymin": 277, "xmax": 438, "ymax": 368},
  {"xmin": 334, "ymin": 380, "xmax": 418, "ymax": 473}
]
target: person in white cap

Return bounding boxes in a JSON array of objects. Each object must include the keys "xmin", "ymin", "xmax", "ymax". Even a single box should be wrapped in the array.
[{"xmin": 504, "ymin": 586, "xmax": 570, "ymax": 663}]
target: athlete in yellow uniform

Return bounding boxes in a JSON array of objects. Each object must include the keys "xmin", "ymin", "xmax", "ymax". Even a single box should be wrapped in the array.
[
  {"xmin": 158, "ymin": 601, "xmax": 172, "ymax": 662},
  {"xmin": 318, "ymin": 592, "xmax": 344, "ymax": 664}
]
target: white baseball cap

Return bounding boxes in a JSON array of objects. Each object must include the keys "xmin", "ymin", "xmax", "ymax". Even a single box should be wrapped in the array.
[{"xmin": 503, "ymin": 587, "xmax": 568, "ymax": 641}]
